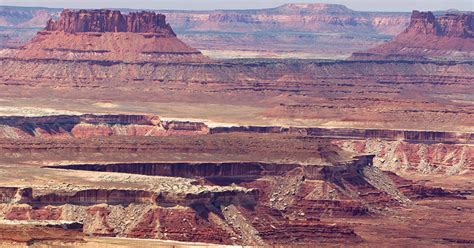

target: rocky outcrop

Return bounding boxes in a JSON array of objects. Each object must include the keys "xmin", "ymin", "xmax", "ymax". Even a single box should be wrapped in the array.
[
  {"xmin": 45, "ymin": 10, "xmax": 175, "ymax": 36},
  {"xmin": 5, "ymin": 188, "xmax": 256, "ymax": 208},
  {"xmin": 405, "ymin": 11, "xmax": 441, "ymax": 36},
  {"xmin": 45, "ymin": 154, "xmax": 464, "ymax": 205},
  {"xmin": 0, "ymin": 220, "xmax": 84, "ymax": 244},
  {"xmin": 0, "ymin": 148, "xmax": 469, "ymax": 245},
  {"xmin": 5, "ymin": 206, "xmax": 62, "ymax": 220},
  {"xmin": 351, "ymin": 11, "xmax": 474, "ymax": 60},
  {"xmin": 337, "ymin": 139, "xmax": 474, "ymax": 175},
  {"xmin": 0, "ymin": 9, "xmax": 208, "ymax": 63},
  {"xmin": 0, "ymin": 114, "xmax": 209, "ymax": 139},
  {"xmin": 0, "ymin": 187, "xmax": 24, "ymax": 203},
  {"xmin": 405, "ymin": 11, "xmax": 473, "ymax": 37},
  {"xmin": 2, "ymin": 114, "xmax": 470, "ymax": 143}
]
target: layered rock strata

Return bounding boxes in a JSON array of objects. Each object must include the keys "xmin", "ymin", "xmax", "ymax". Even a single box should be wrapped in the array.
[
  {"xmin": 0, "ymin": 57, "xmax": 472, "ymax": 133},
  {"xmin": 1, "ymin": 113, "xmax": 471, "ymax": 142},
  {"xmin": 0, "ymin": 114, "xmax": 209, "ymax": 139},
  {"xmin": 211, "ymin": 125, "xmax": 473, "ymax": 175},
  {"xmin": 212, "ymin": 126, "xmax": 473, "ymax": 143},
  {"xmin": 45, "ymin": 10, "xmax": 175, "ymax": 35},
  {"xmin": 0, "ymin": 114, "xmax": 471, "ymax": 175}
]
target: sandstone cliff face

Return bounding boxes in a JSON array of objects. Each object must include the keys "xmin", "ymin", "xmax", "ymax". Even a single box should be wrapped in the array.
[
  {"xmin": 352, "ymin": 11, "xmax": 474, "ymax": 60},
  {"xmin": 405, "ymin": 11, "xmax": 474, "ymax": 38},
  {"xmin": 210, "ymin": 125, "xmax": 473, "ymax": 175},
  {"xmin": 438, "ymin": 13, "xmax": 474, "ymax": 37},
  {"xmin": 336, "ymin": 139, "xmax": 473, "ymax": 175},
  {"xmin": 45, "ymin": 10, "xmax": 175, "ymax": 36},
  {"xmin": 405, "ymin": 11, "xmax": 439, "ymax": 35},
  {"xmin": 0, "ymin": 9, "xmax": 208, "ymax": 63}
]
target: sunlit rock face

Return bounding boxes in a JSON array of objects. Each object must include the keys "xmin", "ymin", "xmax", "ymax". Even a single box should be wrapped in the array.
[
  {"xmin": 45, "ymin": 9, "xmax": 176, "ymax": 35},
  {"xmin": 351, "ymin": 11, "xmax": 474, "ymax": 60},
  {"xmin": 0, "ymin": 9, "xmax": 209, "ymax": 63}
]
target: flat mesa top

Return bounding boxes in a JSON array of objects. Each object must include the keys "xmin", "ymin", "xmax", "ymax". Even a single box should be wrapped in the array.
[{"xmin": 45, "ymin": 9, "xmax": 176, "ymax": 35}]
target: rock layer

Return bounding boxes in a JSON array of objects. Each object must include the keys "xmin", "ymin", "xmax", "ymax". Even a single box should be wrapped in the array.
[
  {"xmin": 1, "ymin": 114, "xmax": 471, "ymax": 143},
  {"xmin": 0, "ymin": 114, "xmax": 209, "ymax": 139},
  {"xmin": 0, "ymin": 114, "xmax": 471, "ymax": 175}
]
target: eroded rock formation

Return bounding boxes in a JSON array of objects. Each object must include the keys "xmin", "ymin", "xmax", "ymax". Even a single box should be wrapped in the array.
[
  {"xmin": 0, "ymin": 9, "xmax": 208, "ymax": 62},
  {"xmin": 0, "ymin": 155, "xmax": 466, "ymax": 245},
  {"xmin": 351, "ymin": 11, "xmax": 474, "ymax": 60},
  {"xmin": 405, "ymin": 11, "xmax": 474, "ymax": 37},
  {"xmin": 0, "ymin": 114, "xmax": 471, "ymax": 175},
  {"xmin": 0, "ymin": 114, "xmax": 209, "ymax": 139},
  {"xmin": 0, "ymin": 112, "xmax": 471, "ymax": 245},
  {"xmin": 212, "ymin": 125, "xmax": 473, "ymax": 175},
  {"xmin": 45, "ymin": 10, "xmax": 175, "ymax": 35}
]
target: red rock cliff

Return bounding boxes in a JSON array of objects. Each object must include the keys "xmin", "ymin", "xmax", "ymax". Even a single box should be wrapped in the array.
[
  {"xmin": 2, "ymin": 9, "xmax": 208, "ymax": 63},
  {"xmin": 405, "ymin": 11, "xmax": 474, "ymax": 38},
  {"xmin": 45, "ymin": 9, "xmax": 176, "ymax": 36},
  {"xmin": 351, "ymin": 10, "xmax": 474, "ymax": 60}
]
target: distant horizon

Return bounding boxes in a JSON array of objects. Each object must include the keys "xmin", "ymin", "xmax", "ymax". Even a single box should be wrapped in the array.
[{"xmin": 1, "ymin": 0, "xmax": 473, "ymax": 12}]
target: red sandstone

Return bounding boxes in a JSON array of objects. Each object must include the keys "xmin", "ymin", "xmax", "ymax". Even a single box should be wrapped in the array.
[{"xmin": 351, "ymin": 11, "xmax": 474, "ymax": 60}]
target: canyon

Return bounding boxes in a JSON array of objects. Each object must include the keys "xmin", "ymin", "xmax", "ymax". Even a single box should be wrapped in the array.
[
  {"xmin": 0, "ymin": 114, "xmax": 471, "ymax": 176},
  {"xmin": 0, "ymin": 5, "xmax": 472, "ymax": 247},
  {"xmin": 0, "ymin": 113, "xmax": 472, "ymax": 246},
  {"xmin": 0, "ymin": 9, "xmax": 472, "ymax": 132}
]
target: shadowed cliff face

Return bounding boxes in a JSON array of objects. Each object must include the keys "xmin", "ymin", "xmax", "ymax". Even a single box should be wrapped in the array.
[
  {"xmin": 45, "ymin": 9, "xmax": 176, "ymax": 36},
  {"xmin": 406, "ymin": 11, "xmax": 439, "ymax": 35}
]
